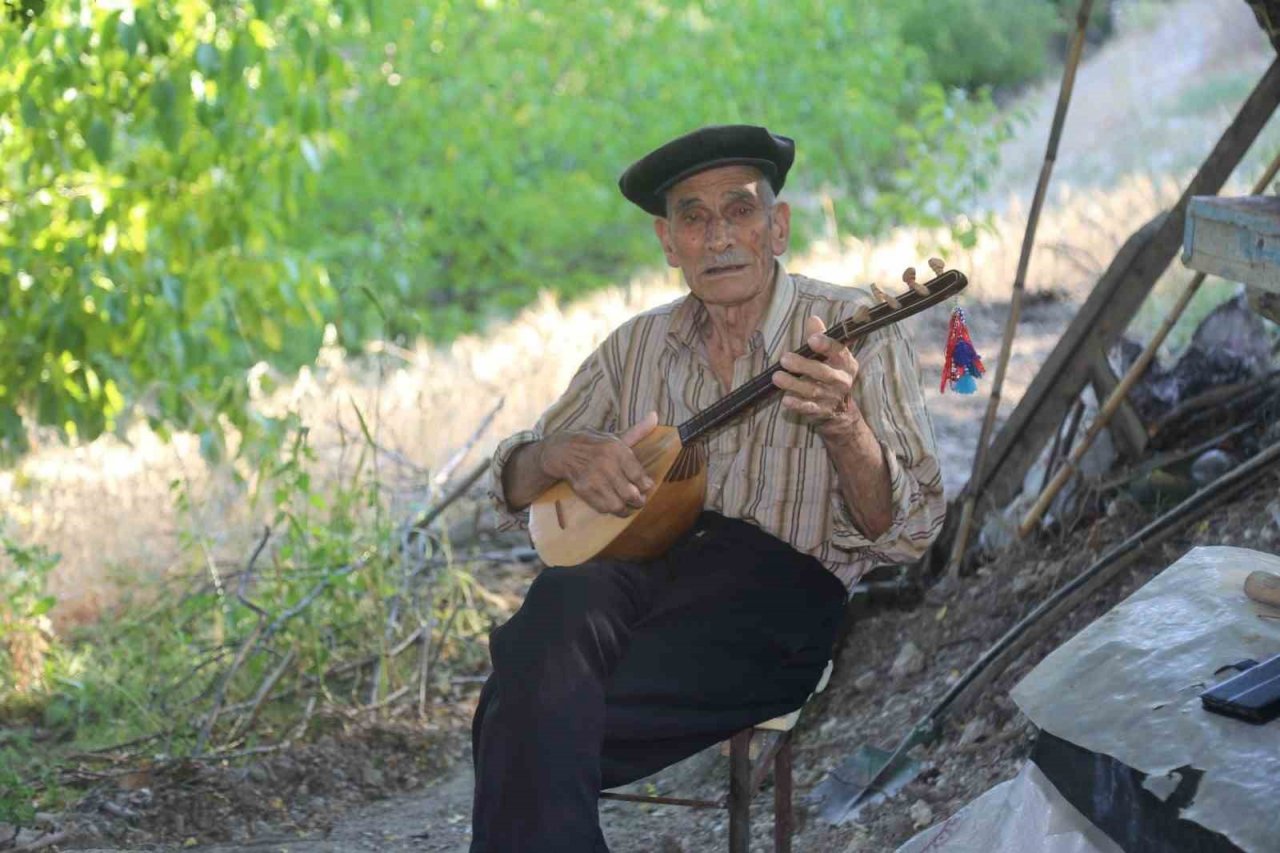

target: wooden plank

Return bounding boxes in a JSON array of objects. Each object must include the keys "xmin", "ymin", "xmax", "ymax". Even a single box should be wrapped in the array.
[
  {"xmin": 1183, "ymin": 195, "xmax": 1280, "ymax": 294},
  {"xmin": 969, "ymin": 57, "xmax": 1280, "ymax": 514},
  {"xmin": 1085, "ymin": 346, "xmax": 1148, "ymax": 460}
]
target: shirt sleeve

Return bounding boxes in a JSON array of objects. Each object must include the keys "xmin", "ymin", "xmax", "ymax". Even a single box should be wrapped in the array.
[
  {"xmin": 827, "ymin": 322, "xmax": 946, "ymax": 563},
  {"xmin": 487, "ymin": 342, "xmax": 621, "ymax": 530}
]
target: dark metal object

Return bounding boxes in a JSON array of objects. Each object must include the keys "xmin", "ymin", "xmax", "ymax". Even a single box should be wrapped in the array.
[{"xmin": 1033, "ymin": 731, "xmax": 1240, "ymax": 853}]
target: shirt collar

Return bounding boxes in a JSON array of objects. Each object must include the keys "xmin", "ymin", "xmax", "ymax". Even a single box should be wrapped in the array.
[{"xmin": 667, "ymin": 260, "xmax": 797, "ymax": 356}]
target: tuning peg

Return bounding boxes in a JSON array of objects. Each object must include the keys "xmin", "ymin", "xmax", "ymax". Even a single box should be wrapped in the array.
[
  {"xmin": 928, "ymin": 257, "xmax": 946, "ymax": 275},
  {"xmin": 903, "ymin": 267, "xmax": 929, "ymax": 297},
  {"xmin": 870, "ymin": 283, "xmax": 901, "ymax": 310}
]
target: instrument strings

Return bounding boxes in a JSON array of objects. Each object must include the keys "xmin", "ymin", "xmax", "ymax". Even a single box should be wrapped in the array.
[{"xmin": 675, "ymin": 272, "xmax": 964, "ymax": 445}]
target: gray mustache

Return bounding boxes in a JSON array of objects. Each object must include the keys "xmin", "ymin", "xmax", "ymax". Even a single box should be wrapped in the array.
[{"xmin": 706, "ymin": 252, "xmax": 750, "ymax": 268}]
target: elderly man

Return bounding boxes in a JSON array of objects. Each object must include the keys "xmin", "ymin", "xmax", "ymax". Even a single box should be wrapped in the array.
[{"xmin": 470, "ymin": 125, "xmax": 945, "ymax": 851}]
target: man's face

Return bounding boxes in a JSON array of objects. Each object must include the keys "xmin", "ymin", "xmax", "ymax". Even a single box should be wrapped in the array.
[{"xmin": 654, "ymin": 165, "xmax": 791, "ymax": 308}]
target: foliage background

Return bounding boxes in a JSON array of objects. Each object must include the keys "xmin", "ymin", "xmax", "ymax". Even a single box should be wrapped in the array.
[{"xmin": 1, "ymin": 0, "xmax": 1068, "ymax": 457}]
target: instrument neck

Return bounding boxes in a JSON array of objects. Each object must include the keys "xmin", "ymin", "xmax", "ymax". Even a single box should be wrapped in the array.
[{"xmin": 676, "ymin": 271, "xmax": 964, "ymax": 445}]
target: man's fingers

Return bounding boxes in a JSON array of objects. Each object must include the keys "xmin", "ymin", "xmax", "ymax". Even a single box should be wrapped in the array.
[
  {"xmin": 620, "ymin": 410, "xmax": 658, "ymax": 448},
  {"xmin": 777, "ymin": 352, "xmax": 852, "ymax": 391},
  {"xmin": 581, "ymin": 482, "xmax": 627, "ymax": 516},
  {"xmin": 618, "ymin": 451, "xmax": 654, "ymax": 492},
  {"xmin": 619, "ymin": 480, "xmax": 646, "ymax": 508},
  {"xmin": 803, "ymin": 315, "xmax": 828, "ymax": 348}
]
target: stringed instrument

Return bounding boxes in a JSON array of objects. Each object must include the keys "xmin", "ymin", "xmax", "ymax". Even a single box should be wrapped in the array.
[{"xmin": 529, "ymin": 266, "xmax": 969, "ymax": 566}]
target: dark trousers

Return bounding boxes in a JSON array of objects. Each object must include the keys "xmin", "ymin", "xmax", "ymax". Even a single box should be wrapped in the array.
[{"xmin": 469, "ymin": 512, "xmax": 848, "ymax": 853}]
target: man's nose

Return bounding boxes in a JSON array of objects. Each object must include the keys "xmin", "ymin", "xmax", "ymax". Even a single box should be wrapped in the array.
[{"xmin": 706, "ymin": 215, "xmax": 733, "ymax": 251}]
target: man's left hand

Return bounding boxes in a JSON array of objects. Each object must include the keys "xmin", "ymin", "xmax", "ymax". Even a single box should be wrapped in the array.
[{"xmin": 771, "ymin": 315, "xmax": 863, "ymax": 442}]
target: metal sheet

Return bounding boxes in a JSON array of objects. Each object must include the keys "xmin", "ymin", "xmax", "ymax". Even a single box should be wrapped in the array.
[{"xmin": 1011, "ymin": 546, "xmax": 1280, "ymax": 853}]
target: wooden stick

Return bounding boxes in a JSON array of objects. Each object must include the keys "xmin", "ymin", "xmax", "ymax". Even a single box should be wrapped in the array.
[
  {"xmin": 1148, "ymin": 369, "xmax": 1280, "ymax": 443},
  {"xmin": 1018, "ymin": 148, "xmax": 1280, "ymax": 536},
  {"xmin": 1040, "ymin": 398, "xmax": 1083, "ymax": 495},
  {"xmin": 432, "ymin": 397, "xmax": 505, "ymax": 489},
  {"xmin": 947, "ymin": 0, "xmax": 1095, "ymax": 577},
  {"xmin": 223, "ymin": 648, "xmax": 296, "ymax": 745},
  {"xmin": 196, "ymin": 620, "xmax": 264, "ymax": 754},
  {"xmin": 11, "ymin": 831, "xmax": 70, "ymax": 852},
  {"xmin": 1094, "ymin": 420, "xmax": 1257, "ymax": 493},
  {"xmin": 235, "ymin": 525, "xmax": 272, "ymax": 619}
]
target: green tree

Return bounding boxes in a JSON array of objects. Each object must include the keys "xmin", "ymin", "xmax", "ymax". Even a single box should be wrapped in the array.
[
  {"xmin": 304, "ymin": 0, "xmax": 1016, "ymax": 345},
  {"xmin": 2, "ymin": 0, "xmax": 1061, "ymax": 458},
  {"xmin": 0, "ymin": 0, "xmax": 362, "ymax": 457}
]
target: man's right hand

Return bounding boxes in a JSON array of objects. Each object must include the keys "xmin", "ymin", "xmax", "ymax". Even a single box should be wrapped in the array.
[
  {"xmin": 538, "ymin": 411, "xmax": 659, "ymax": 517},
  {"xmin": 500, "ymin": 412, "xmax": 660, "ymax": 517}
]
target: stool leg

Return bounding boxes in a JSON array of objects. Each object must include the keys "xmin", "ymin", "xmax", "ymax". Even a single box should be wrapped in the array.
[
  {"xmin": 773, "ymin": 735, "xmax": 793, "ymax": 853},
  {"xmin": 728, "ymin": 730, "xmax": 751, "ymax": 853}
]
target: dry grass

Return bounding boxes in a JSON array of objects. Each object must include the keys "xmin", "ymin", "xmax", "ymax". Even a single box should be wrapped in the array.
[{"xmin": 3, "ymin": 0, "xmax": 1276, "ymax": 630}]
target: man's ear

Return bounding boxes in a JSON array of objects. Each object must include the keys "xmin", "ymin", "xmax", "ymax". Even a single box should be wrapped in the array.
[
  {"xmin": 770, "ymin": 200, "xmax": 792, "ymax": 257},
  {"xmin": 654, "ymin": 217, "xmax": 680, "ymax": 268}
]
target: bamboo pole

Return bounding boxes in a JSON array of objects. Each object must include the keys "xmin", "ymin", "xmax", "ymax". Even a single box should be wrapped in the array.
[
  {"xmin": 1017, "ymin": 146, "xmax": 1280, "ymax": 537},
  {"xmin": 946, "ymin": 0, "xmax": 1095, "ymax": 577}
]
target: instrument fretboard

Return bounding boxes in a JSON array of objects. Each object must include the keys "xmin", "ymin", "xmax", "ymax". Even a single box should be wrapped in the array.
[{"xmin": 675, "ymin": 270, "xmax": 967, "ymax": 445}]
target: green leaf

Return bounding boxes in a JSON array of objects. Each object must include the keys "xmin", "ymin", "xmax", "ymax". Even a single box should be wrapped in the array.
[
  {"xmin": 19, "ymin": 94, "xmax": 39, "ymax": 127},
  {"xmin": 86, "ymin": 116, "xmax": 112, "ymax": 165},
  {"xmin": 195, "ymin": 42, "xmax": 221, "ymax": 75},
  {"xmin": 118, "ymin": 20, "xmax": 138, "ymax": 55},
  {"xmin": 260, "ymin": 317, "xmax": 284, "ymax": 351},
  {"xmin": 150, "ymin": 76, "xmax": 184, "ymax": 152},
  {"xmin": 150, "ymin": 76, "xmax": 175, "ymax": 114},
  {"xmin": 349, "ymin": 395, "xmax": 375, "ymax": 448}
]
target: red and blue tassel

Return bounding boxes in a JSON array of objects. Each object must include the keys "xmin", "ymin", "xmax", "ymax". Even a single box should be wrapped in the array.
[{"xmin": 941, "ymin": 307, "xmax": 985, "ymax": 394}]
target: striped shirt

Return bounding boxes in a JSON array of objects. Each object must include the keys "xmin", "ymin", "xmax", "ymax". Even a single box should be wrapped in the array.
[{"xmin": 489, "ymin": 261, "xmax": 946, "ymax": 591}]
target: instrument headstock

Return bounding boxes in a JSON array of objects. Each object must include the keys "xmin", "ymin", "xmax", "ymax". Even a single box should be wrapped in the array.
[{"xmin": 824, "ymin": 260, "xmax": 969, "ymax": 348}]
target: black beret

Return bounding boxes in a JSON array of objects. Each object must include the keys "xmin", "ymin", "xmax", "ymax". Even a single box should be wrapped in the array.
[{"xmin": 618, "ymin": 124, "xmax": 795, "ymax": 217}]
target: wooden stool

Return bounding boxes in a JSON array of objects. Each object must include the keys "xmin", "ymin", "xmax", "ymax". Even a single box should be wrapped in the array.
[{"xmin": 600, "ymin": 660, "xmax": 833, "ymax": 853}]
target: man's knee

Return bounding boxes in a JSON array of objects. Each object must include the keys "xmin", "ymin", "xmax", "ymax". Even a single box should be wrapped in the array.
[{"xmin": 489, "ymin": 565, "xmax": 633, "ymax": 672}]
